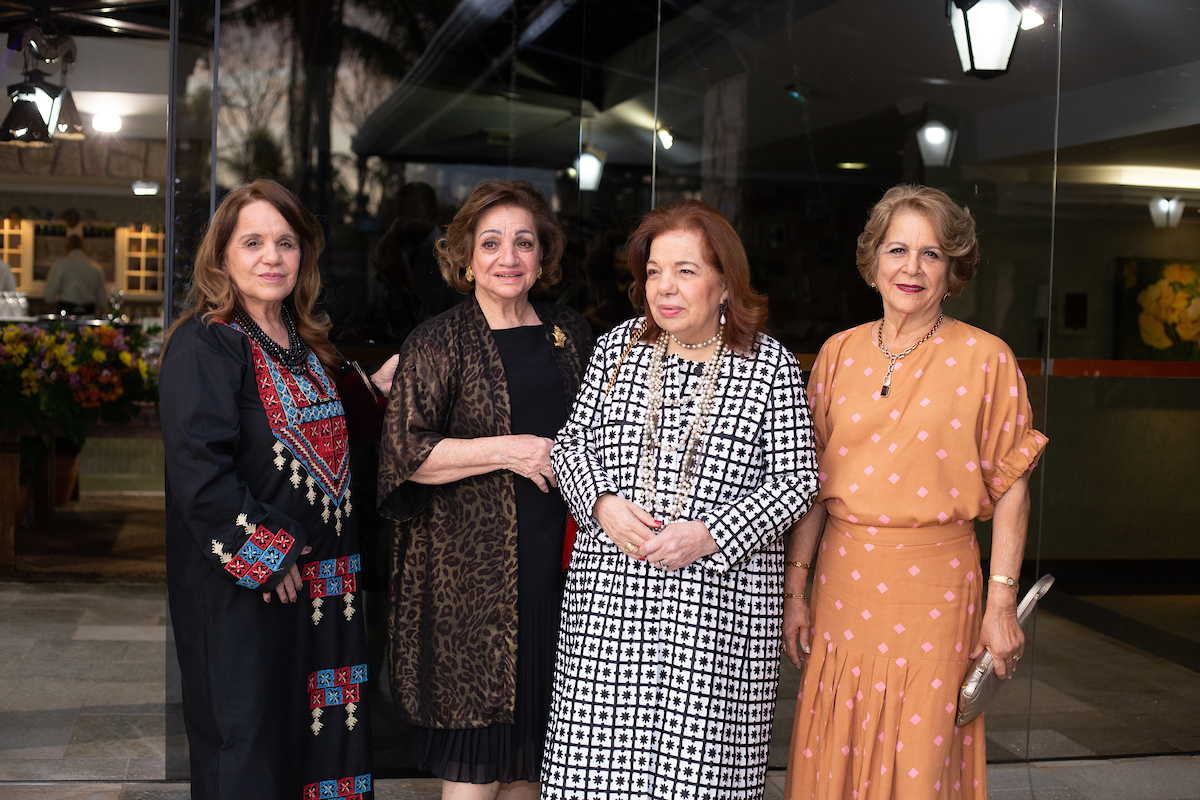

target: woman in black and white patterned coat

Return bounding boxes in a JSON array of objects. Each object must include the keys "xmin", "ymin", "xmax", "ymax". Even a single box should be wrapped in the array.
[{"xmin": 543, "ymin": 200, "xmax": 819, "ymax": 799}]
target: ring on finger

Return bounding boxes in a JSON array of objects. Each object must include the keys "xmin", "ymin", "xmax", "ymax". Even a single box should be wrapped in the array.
[
  {"xmin": 623, "ymin": 542, "xmax": 636, "ymax": 554},
  {"xmin": 658, "ymin": 560, "xmax": 667, "ymax": 570}
]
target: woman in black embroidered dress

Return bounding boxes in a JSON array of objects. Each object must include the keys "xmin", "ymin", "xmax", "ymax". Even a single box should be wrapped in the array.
[
  {"xmin": 160, "ymin": 178, "xmax": 396, "ymax": 799},
  {"xmin": 377, "ymin": 180, "xmax": 591, "ymax": 800}
]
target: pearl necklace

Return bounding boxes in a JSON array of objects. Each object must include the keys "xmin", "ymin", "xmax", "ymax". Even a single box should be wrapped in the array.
[
  {"xmin": 638, "ymin": 330, "xmax": 726, "ymax": 524},
  {"xmin": 875, "ymin": 311, "xmax": 944, "ymax": 397},
  {"xmin": 670, "ymin": 330, "xmax": 721, "ymax": 350}
]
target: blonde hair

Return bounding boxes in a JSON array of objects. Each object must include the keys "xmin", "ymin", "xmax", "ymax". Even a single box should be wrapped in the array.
[
  {"xmin": 164, "ymin": 178, "xmax": 338, "ymax": 374},
  {"xmin": 856, "ymin": 184, "xmax": 979, "ymax": 297}
]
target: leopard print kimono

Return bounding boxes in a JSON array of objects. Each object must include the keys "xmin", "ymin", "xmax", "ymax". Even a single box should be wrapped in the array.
[{"xmin": 377, "ymin": 295, "xmax": 591, "ymax": 728}]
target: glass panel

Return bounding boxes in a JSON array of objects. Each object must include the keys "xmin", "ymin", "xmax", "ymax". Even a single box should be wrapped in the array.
[
  {"xmin": 8, "ymin": 253, "xmax": 18, "ymax": 270},
  {"xmin": 128, "ymin": 275, "xmax": 140, "ymax": 291},
  {"xmin": 1028, "ymin": 0, "xmax": 1200, "ymax": 761},
  {"xmin": 145, "ymin": 275, "xmax": 159, "ymax": 292},
  {"xmin": 130, "ymin": 238, "xmax": 143, "ymax": 253},
  {"xmin": 8, "ymin": 234, "xmax": 19, "ymax": 248},
  {"xmin": 642, "ymin": 0, "xmax": 1059, "ymax": 769},
  {"xmin": 145, "ymin": 256, "xmax": 160, "ymax": 273}
]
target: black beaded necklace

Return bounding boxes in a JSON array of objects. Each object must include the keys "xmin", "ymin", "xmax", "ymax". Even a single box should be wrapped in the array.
[{"xmin": 234, "ymin": 304, "xmax": 310, "ymax": 375}]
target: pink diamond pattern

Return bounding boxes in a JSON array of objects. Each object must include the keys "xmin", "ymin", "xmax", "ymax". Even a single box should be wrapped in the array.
[
  {"xmin": 838, "ymin": 395, "xmax": 847, "ymax": 405},
  {"xmin": 950, "ymin": 418, "xmax": 962, "ymax": 429},
  {"xmin": 835, "ymin": 599, "xmax": 844, "ymax": 609},
  {"xmin": 945, "ymin": 357, "xmax": 956, "ymax": 367},
  {"xmin": 843, "ymin": 357, "xmax": 854, "ymax": 367},
  {"xmin": 878, "ymin": 643, "xmax": 889, "ymax": 654},
  {"xmin": 915, "ymin": 368, "xmax": 924, "ymax": 378},
  {"xmin": 893, "ymin": 623, "xmax": 905, "ymax": 634},
  {"xmin": 949, "ymin": 558, "xmax": 960, "ymax": 568},
  {"xmin": 879, "ymin": 514, "xmax": 890, "ymax": 524},
  {"xmin": 864, "ymin": 465, "xmax": 874, "ymax": 475},
  {"xmin": 851, "ymin": 413, "xmax": 862, "ymax": 422},
  {"xmin": 877, "ymin": 582, "xmax": 888, "ymax": 593},
  {"xmin": 917, "ymin": 430, "xmax": 929, "ymax": 441},
  {"xmin": 863, "ymin": 366, "xmax": 873, "ymax": 376},
  {"xmin": 921, "ymin": 642, "xmax": 934, "ymax": 652},
  {"xmin": 909, "ymin": 768, "xmax": 919, "ymax": 779},
  {"xmin": 851, "ymin": 570, "xmax": 861, "ymax": 581},
  {"xmin": 934, "ymin": 734, "xmax": 944, "ymax": 745},
  {"xmin": 966, "ymin": 337, "xmax": 977, "ymax": 346},
  {"xmin": 949, "ymin": 487, "xmax": 960, "ymax": 498},
  {"xmin": 944, "ymin": 590, "xmax": 955, "ymax": 601},
  {"xmin": 929, "ymin": 609, "xmax": 941, "ymax": 619},
  {"xmin": 889, "ymin": 409, "xmax": 900, "ymax": 420},
  {"xmin": 937, "ymin": 511, "xmax": 949, "ymax": 522},
  {"xmin": 908, "ymin": 565, "xmax": 920, "ymax": 576},
  {"xmin": 931, "ymin": 678, "xmax": 942, "ymax": 689},
  {"xmin": 917, "ymin": 487, "xmax": 929, "ymax": 498},
  {"xmin": 889, "ymin": 473, "xmax": 900, "ymax": 484},
  {"xmin": 839, "ymin": 546, "xmax": 847, "ymax": 556},
  {"xmin": 844, "ymin": 629, "xmax": 854, "ymax": 640},
  {"xmin": 920, "ymin": 397, "xmax": 931, "ymax": 407},
  {"xmin": 888, "ymin": 442, "xmax": 898, "ymax": 452},
  {"xmin": 849, "ymin": 483, "xmax": 859, "ymax": 493},
  {"xmin": 838, "ymin": 446, "xmax": 849, "ymax": 456},
  {"xmin": 861, "ymin": 610, "xmax": 872, "ymax": 620},
  {"xmin": 910, "ymin": 714, "xmax": 922, "ymax": 725},
  {"xmin": 965, "ymin": 461, "xmax": 978, "ymax": 472},
  {"xmin": 875, "ymin": 681, "xmax": 886, "ymax": 692},
  {"xmin": 956, "ymin": 386, "xmax": 968, "ymax": 396},
  {"xmin": 871, "ymin": 433, "xmax": 881, "ymax": 443}
]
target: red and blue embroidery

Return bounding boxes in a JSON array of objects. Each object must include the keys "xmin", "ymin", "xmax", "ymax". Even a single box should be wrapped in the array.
[
  {"xmin": 225, "ymin": 321, "xmax": 351, "ymax": 522},
  {"xmin": 222, "ymin": 525, "xmax": 295, "ymax": 589},
  {"xmin": 302, "ymin": 555, "xmax": 361, "ymax": 625},
  {"xmin": 302, "ymin": 774, "xmax": 371, "ymax": 799},
  {"xmin": 308, "ymin": 664, "xmax": 368, "ymax": 734}
]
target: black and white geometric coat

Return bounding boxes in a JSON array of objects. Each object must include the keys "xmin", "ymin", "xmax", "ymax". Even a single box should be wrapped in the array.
[{"xmin": 543, "ymin": 317, "xmax": 819, "ymax": 799}]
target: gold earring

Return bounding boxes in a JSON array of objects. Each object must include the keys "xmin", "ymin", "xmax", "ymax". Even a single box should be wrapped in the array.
[
  {"xmin": 465, "ymin": 265, "xmax": 474, "ymax": 283},
  {"xmin": 537, "ymin": 265, "xmax": 543, "ymax": 280},
  {"xmin": 871, "ymin": 282, "xmax": 877, "ymax": 290},
  {"xmin": 944, "ymin": 293, "xmax": 950, "ymax": 301}
]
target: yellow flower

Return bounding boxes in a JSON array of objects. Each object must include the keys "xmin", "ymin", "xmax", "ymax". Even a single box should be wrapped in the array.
[
  {"xmin": 119, "ymin": 351, "xmax": 133, "ymax": 367},
  {"xmin": 138, "ymin": 361, "xmax": 149, "ymax": 380},
  {"xmin": 1139, "ymin": 311, "xmax": 1175, "ymax": 349},
  {"xmin": 1176, "ymin": 298, "xmax": 1200, "ymax": 342},
  {"xmin": 1163, "ymin": 263, "xmax": 1197, "ymax": 285},
  {"xmin": 93, "ymin": 349, "xmax": 106, "ymax": 363}
]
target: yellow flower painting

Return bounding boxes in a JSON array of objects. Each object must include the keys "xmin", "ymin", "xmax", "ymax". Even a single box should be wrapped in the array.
[{"xmin": 1119, "ymin": 258, "xmax": 1200, "ymax": 360}]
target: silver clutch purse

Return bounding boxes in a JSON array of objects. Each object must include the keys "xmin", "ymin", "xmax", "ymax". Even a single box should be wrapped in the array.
[{"xmin": 956, "ymin": 573, "xmax": 1055, "ymax": 726}]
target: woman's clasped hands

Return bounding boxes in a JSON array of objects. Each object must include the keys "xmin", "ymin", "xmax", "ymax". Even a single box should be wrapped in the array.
[{"xmin": 592, "ymin": 494, "xmax": 717, "ymax": 570}]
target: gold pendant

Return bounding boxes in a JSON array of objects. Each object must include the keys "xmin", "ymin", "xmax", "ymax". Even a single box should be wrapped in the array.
[{"xmin": 552, "ymin": 324, "xmax": 566, "ymax": 348}]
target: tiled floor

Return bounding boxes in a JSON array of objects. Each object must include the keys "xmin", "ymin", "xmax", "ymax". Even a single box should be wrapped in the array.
[{"xmin": 1, "ymin": 583, "xmax": 1198, "ymax": 798}]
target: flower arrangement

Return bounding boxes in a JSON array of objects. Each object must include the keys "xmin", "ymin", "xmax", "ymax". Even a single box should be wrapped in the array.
[
  {"xmin": 0, "ymin": 322, "xmax": 157, "ymax": 447},
  {"xmin": 1132, "ymin": 262, "xmax": 1200, "ymax": 351}
]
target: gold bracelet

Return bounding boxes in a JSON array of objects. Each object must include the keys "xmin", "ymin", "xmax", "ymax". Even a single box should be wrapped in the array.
[
  {"xmin": 988, "ymin": 574, "xmax": 1018, "ymax": 591},
  {"xmin": 784, "ymin": 593, "xmax": 809, "ymax": 601},
  {"xmin": 786, "ymin": 561, "xmax": 811, "ymax": 570}
]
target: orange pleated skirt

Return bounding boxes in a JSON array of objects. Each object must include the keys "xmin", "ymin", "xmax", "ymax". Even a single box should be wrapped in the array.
[{"xmin": 784, "ymin": 518, "xmax": 987, "ymax": 800}]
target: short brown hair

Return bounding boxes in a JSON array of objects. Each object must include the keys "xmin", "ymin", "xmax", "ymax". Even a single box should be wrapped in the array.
[
  {"xmin": 435, "ymin": 180, "xmax": 565, "ymax": 294},
  {"xmin": 164, "ymin": 178, "xmax": 338, "ymax": 374},
  {"xmin": 627, "ymin": 200, "xmax": 767, "ymax": 355},
  {"xmin": 856, "ymin": 185, "xmax": 979, "ymax": 296}
]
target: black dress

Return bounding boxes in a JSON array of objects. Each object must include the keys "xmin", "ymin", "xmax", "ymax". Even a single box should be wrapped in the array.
[
  {"xmin": 161, "ymin": 317, "xmax": 373, "ymax": 799},
  {"xmin": 413, "ymin": 324, "xmax": 570, "ymax": 784}
]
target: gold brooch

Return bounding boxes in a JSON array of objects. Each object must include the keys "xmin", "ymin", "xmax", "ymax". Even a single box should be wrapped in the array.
[{"xmin": 552, "ymin": 325, "xmax": 566, "ymax": 348}]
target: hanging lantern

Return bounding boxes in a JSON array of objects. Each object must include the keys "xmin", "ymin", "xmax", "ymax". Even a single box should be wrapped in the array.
[
  {"xmin": 947, "ymin": 0, "xmax": 1024, "ymax": 78},
  {"xmin": 0, "ymin": 81, "xmax": 52, "ymax": 147}
]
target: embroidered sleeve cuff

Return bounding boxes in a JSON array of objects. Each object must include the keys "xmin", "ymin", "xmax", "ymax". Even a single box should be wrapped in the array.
[{"xmin": 218, "ymin": 524, "xmax": 304, "ymax": 591}]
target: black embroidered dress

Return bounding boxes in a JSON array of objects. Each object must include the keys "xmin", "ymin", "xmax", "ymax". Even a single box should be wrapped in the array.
[{"xmin": 161, "ymin": 316, "xmax": 373, "ymax": 799}]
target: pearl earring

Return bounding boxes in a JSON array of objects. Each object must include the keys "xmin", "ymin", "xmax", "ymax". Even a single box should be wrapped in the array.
[{"xmin": 719, "ymin": 300, "xmax": 728, "ymax": 326}]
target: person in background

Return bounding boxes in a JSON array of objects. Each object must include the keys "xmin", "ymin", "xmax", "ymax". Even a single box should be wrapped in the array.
[
  {"xmin": 377, "ymin": 179, "xmax": 590, "ymax": 800},
  {"xmin": 160, "ymin": 178, "xmax": 397, "ymax": 798},
  {"xmin": 0, "ymin": 258, "xmax": 15, "ymax": 292},
  {"xmin": 783, "ymin": 185, "xmax": 1048, "ymax": 800},
  {"xmin": 43, "ymin": 235, "xmax": 106, "ymax": 316}
]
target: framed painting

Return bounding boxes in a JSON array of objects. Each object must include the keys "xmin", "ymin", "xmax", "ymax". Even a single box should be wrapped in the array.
[{"xmin": 1114, "ymin": 258, "xmax": 1200, "ymax": 361}]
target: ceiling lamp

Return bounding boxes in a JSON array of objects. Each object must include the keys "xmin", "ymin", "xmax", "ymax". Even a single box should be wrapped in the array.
[
  {"xmin": 93, "ymin": 113, "xmax": 122, "ymax": 133},
  {"xmin": 917, "ymin": 120, "xmax": 957, "ymax": 167},
  {"xmin": 947, "ymin": 0, "xmax": 1024, "ymax": 78},
  {"xmin": 53, "ymin": 88, "xmax": 84, "ymax": 139},
  {"xmin": 1149, "ymin": 196, "xmax": 1184, "ymax": 229},
  {"xmin": 576, "ymin": 144, "xmax": 606, "ymax": 192},
  {"xmin": 0, "ymin": 82, "xmax": 51, "ymax": 147}
]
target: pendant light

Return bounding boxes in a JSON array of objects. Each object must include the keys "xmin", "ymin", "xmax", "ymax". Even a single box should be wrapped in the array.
[
  {"xmin": 947, "ymin": 0, "xmax": 1024, "ymax": 79},
  {"xmin": 0, "ymin": 79, "xmax": 52, "ymax": 147}
]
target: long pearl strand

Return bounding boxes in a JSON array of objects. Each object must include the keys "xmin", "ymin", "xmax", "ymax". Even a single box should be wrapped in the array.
[{"xmin": 638, "ymin": 328, "xmax": 726, "ymax": 523}]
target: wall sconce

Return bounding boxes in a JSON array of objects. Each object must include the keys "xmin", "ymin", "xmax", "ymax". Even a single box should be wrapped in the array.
[
  {"xmin": 947, "ymin": 0, "xmax": 1024, "ymax": 78},
  {"xmin": 132, "ymin": 181, "xmax": 159, "ymax": 196},
  {"xmin": 657, "ymin": 128, "xmax": 674, "ymax": 150},
  {"xmin": 1149, "ymin": 196, "xmax": 1184, "ymax": 228},
  {"xmin": 575, "ymin": 143, "xmax": 606, "ymax": 191},
  {"xmin": 917, "ymin": 120, "xmax": 957, "ymax": 167}
]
